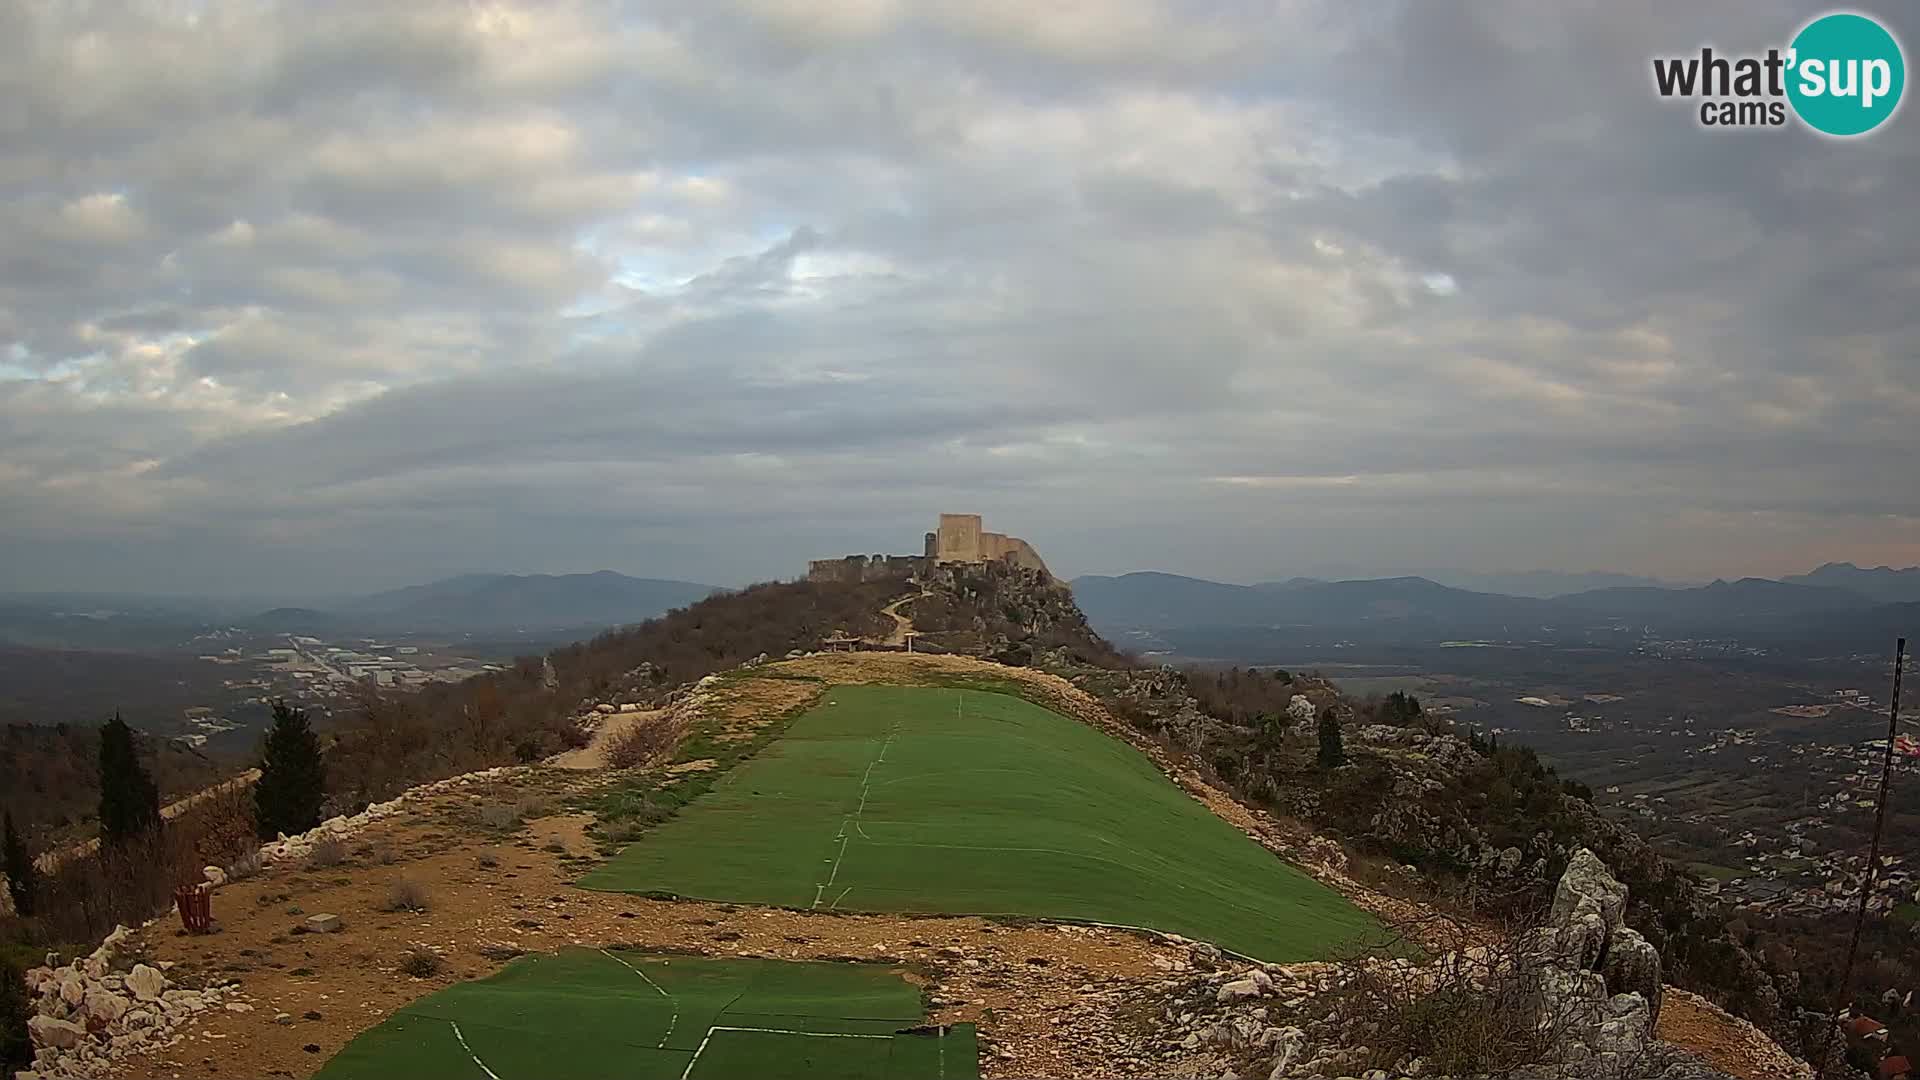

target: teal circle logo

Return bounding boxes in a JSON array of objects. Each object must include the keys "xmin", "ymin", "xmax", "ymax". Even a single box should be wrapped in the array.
[{"xmin": 1787, "ymin": 12, "xmax": 1905, "ymax": 136}]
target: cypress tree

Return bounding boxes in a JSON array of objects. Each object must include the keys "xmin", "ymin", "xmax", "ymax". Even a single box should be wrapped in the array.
[
  {"xmin": 1, "ymin": 811, "xmax": 33, "ymax": 917},
  {"xmin": 1316, "ymin": 707, "xmax": 1346, "ymax": 769},
  {"xmin": 255, "ymin": 700, "xmax": 326, "ymax": 840},
  {"xmin": 98, "ymin": 712, "xmax": 161, "ymax": 843},
  {"xmin": 0, "ymin": 955, "xmax": 30, "ymax": 1076}
]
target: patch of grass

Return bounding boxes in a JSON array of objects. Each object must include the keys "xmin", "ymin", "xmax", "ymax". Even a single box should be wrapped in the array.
[
  {"xmin": 1688, "ymin": 861, "xmax": 1745, "ymax": 883},
  {"xmin": 580, "ymin": 685, "xmax": 1378, "ymax": 962}
]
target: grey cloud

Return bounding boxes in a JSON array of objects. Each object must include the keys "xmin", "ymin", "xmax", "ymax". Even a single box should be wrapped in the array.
[{"xmin": 2, "ymin": 0, "xmax": 1917, "ymax": 595}]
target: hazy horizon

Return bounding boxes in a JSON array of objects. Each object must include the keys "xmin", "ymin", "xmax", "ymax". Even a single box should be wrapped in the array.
[{"xmin": 5, "ymin": 2, "xmax": 1918, "ymax": 597}]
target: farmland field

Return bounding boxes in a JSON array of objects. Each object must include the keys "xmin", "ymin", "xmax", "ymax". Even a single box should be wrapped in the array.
[
  {"xmin": 314, "ymin": 949, "xmax": 973, "ymax": 1080},
  {"xmin": 581, "ymin": 684, "xmax": 1375, "ymax": 960}
]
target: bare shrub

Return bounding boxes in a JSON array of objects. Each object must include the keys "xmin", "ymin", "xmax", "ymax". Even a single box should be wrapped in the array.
[
  {"xmin": 476, "ymin": 852, "xmax": 500, "ymax": 869},
  {"xmin": 33, "ymin": 826, "xmax": 204, "ymax": 944},
  {"xmin": 382, "ymin": 878, "xmax": 430, "ymax": 913},
  {"xmin": 605, "ymin": 717, "xmax": 684, "ymax": 769},
  {"xmin": 1319, "ymin": 908, "xmax": 1580, "ymax": 1078},
  {"xmin": 400, "ymin": 947, "xmax": 443, "ymax": 977},
  {"xmin": 304, "ymin": 837, "xmax": 347, "ymax": 869},
  {"xmin": 225, "ymin": 849, "xmax": 264, "ymax": 882}
]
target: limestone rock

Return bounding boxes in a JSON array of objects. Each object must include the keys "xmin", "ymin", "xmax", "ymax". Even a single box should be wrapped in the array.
[
  {"xmin": 1550, "ymin": 848, "xmax": 1627, "ymax": 933},
  {"xmin": 306, "ymin": 912, "xmax": 344, "ymax": 933},
  {"xmin": 28, "ymin": 1015, "xmax": 85, "ymax": 1050},
  {"xmin": 1602, "ymin": 926, "xmax": 1664, "ymax": 1023},
  {"xmin": 83, "ymin": 989, "xmax": 130, "ymax": 1023},
  {"xmin": 125, "ymin": 964, "xmax": 165, "ymax": 1002},
  {"xmin": 1216, "ymin": 977, "xmax": 1264, "ymax": 1004}
]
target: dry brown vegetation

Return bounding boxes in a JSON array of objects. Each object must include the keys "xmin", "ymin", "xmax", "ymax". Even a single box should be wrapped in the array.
[
  {"xmin": 381, "ymin": 878, "xmax": 430, "ymax": 913},
  {"xmin": 2, "ymin": 721, "xmax": 235, "ymax": 838},
  {"xmin": 23, "ymin": 784, "xmax": 256, "ymax": 946},
  {"xmin": 602, "ymin": 716, "xmax": 683, "ymax": 769}
]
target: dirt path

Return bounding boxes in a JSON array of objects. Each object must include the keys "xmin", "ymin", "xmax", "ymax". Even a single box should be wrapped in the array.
[
  {"xmin": 547, "ymin": 709, "xmax": 668, "ymax": 770},
  {"xmin": 877, "ymin": 591, "xmax": 926, "ymax": 646}
]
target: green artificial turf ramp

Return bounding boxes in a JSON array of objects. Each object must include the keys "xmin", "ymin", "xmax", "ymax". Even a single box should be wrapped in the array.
[
  {"xmin": 314, "ymin": 949, "xmax": 974, "ymax": 1080},
  {"xmin": 581, "ymin": 684, "xmax": 1377, "ymax": 960}
]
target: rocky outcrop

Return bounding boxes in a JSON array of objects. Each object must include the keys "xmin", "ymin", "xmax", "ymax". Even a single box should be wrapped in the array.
[
  {"xmin": 1532, "ymin": 847, "xmax": 1663, "ymax": 1028},
  {"xmin": 1141, "ymin": 851, "xmax": 1742, "ymax": 1080},
  {"xmin": 18, "ymin": 924, "xmax": 247, "ymax": 1080}
]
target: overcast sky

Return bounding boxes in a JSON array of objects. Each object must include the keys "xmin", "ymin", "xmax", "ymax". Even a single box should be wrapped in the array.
[{"xmin": 3, "ymin": 1, "xmax": 1917, "ymax": 598}]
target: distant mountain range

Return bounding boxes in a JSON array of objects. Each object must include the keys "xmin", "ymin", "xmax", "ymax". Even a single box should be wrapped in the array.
[
  {"xmin": 1070, "ymin": 563, "xmax": 1918, "ymax": 652},
  {"xmin": 303, "ymin": 572, "xmax": 722, "ymax": 633},
  {"xmin": 1781, "ymin": 562, "xmax": 1920, "ymax": 605}
]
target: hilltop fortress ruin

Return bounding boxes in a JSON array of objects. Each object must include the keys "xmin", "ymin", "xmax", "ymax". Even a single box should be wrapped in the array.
[{"xmin": 808, "ymin": 513, "xmax": 1050, "ymax": 583}]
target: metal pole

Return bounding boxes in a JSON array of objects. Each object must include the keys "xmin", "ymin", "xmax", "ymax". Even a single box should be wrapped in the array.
[{"xmin": 1827, "ymin": 637, "xmax": 1906, "ymax": 1070}]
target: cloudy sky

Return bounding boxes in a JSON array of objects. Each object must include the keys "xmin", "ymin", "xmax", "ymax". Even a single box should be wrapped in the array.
[{"xmin": 3, "ymin": 1, "xmax": 1917, "ymax": 598}]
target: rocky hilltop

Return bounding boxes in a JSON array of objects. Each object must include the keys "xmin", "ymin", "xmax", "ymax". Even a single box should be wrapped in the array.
[{"xmin": 5, "ymin": 564, "xmax": 1828, "ymax": 1080}]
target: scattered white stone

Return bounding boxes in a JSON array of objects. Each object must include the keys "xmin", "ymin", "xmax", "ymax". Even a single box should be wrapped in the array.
[
  {"xmin": 306, "ymin": 913, "xmax": 344, "ymax": 933},
  {"xmin": 83, "ymin": 989, "xmax": 129, "ymax": 1023},
  {"xmin": 28, "ymin": 1016, "xmax": 85, "ymax": 1050},
  {"xmin": 126, "ymin": 964, "xmax": 165, "ymax": 1002}
]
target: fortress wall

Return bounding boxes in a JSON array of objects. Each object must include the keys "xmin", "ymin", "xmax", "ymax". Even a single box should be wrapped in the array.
[
  {"xmin": 807, "ymin": 555, "xmax": 927, "ymax": 584},
  {"xmin": 985, "ymin": 534, "xmax": 1051, "ymax": 577},
  {"xmin": 813, "ymin": 514, "xmax": 1048, "ymax": 583},
  {"xmin": 935, "ymin": 513, "xmax": 983, "ymax": 562}
]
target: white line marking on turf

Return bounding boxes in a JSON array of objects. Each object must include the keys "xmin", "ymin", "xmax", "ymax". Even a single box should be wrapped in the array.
[
  {"xmin": 678, "ymin": 1025, "xmax": 892, "ymax": 1080},
  {"xmin": 600, "ymin": 948, "xmax": 679, "ymax": 1048},
  {"xmin": 830, "ymin": 884, "xmax": 853, "ymax": 909},
  {"xmin": 812, "ymin": 724, "xmax": 896, "ymax": 907},
  {"xmin": 448, "ymin": 1020, "xmax": 504, "ymax": 1080}
]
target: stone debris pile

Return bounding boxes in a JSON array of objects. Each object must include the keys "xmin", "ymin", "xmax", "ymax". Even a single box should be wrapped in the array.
[{"xmin": 18, "ymin": 925, "xmax": 247, "ymax": 1080}]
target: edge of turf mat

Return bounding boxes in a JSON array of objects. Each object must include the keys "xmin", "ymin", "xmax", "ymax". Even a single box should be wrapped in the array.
[
  {"xmin": 582, "ymin": 671, "xmax": 832, "ymax": 850},
  {"xmin": 314, "ymin": 949, "xmax": 978, "ymax": 1080},
  {"xmin": 580, "ymin": 683, "xmax": 1380, "ymax": 961}
]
